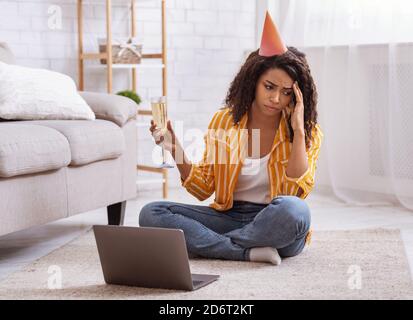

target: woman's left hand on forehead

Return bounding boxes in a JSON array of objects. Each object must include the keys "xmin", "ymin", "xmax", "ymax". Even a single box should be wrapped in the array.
[{"xmin": 290, "ymin": 81, "xmax": 305, "ymax": 135}]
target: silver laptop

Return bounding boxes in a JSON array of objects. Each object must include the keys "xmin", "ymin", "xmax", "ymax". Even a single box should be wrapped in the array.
[{"xmin": 93, "ymin": 225, "xmax": 219, "ymax": 291}]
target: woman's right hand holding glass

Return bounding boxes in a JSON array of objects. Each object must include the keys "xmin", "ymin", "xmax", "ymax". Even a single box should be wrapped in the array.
[{"xmin": 149, "ymin": 119, "xmax": 176, "ymax": 153}]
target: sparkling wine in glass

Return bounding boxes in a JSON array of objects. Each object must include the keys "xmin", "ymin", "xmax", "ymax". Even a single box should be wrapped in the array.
[{"xmin": 151, "ymin": 96, "xmax": 174, "ymax": 168}]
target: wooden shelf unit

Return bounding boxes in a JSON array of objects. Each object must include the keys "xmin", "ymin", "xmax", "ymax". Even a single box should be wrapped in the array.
[{"xmin": 77, "ymin": 0, "xmax": 170, "ymax": 198}]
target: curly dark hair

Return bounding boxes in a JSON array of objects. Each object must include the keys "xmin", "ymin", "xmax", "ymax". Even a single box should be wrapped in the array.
[{"xmin": 224, "ymin": 47, "xmax": 318, "ymax": 149}]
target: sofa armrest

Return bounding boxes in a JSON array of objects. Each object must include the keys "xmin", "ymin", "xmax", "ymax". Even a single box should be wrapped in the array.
[{"xmin": 79, "ymin": 91, "xmax": 138, "ymax": 127}]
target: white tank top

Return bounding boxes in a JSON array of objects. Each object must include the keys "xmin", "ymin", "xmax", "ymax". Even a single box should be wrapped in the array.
[{"xmin": 233, "ymin": 152, "xmax": 271, "ymax": 204}]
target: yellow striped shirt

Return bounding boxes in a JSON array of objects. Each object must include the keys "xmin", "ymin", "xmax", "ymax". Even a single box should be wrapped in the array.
[{"xmin": 181, "ymin": 107, "xmax": 323, "ymax": 246}]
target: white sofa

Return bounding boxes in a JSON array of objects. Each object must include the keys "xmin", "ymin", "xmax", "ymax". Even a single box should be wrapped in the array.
[{"xmin": 0, "ymin": 42, "xmax": 138, "ymax": 236}]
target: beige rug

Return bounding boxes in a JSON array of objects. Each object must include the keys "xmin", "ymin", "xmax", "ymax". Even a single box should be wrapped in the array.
[{"xmin": 1, "ymin": 228, "xmax": 412, "ymax": 300}]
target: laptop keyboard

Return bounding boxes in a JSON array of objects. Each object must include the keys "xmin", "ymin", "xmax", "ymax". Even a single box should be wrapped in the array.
[{"xmin": 192, "ymin": 280, "xmax": 203, "ymax": 286}]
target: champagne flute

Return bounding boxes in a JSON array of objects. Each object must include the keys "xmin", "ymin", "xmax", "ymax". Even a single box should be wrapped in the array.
[{"xmin": 151, "ymin": 96, "xmax": 174, "ymax": 168}]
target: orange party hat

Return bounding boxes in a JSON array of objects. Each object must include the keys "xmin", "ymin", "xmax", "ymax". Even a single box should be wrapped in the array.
[{"xmin": 259, "ymin": 11, "xmax": 287, "ymax": 57}]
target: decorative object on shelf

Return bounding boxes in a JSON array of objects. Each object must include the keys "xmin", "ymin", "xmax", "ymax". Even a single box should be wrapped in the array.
[
  {"xmin": 116, "ymin": 90, "xmax": 142, "ymax": 106},
  {"xmin": 98, "ymin": 37, "xmax": 143, "ymax": 64}
]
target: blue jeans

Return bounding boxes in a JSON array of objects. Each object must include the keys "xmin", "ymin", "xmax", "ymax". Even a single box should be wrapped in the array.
[{"xmin": 139, "ymin": 196, "xmax": 311, "ymax": 261}]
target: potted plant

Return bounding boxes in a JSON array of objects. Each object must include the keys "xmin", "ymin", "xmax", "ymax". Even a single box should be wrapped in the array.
[{"xmin": 116, "ymin": 90, "xmax": 142, "ymax": 105}]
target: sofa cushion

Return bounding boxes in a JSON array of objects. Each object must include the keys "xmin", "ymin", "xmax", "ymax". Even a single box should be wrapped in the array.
[
  {"xmin": 79, "ymin": 91, "xmax": 138, "ymax": 127},
  {"xmin": 0, "ymin": 124, "xmax": 71, "ymax": 178},
  {"xmin": 0, "ymin": 62, "xmax": 95, "ymax": 121},
  {"xmin": 27, "ymin": 120, "xmax": 126, "ymax": 166}
]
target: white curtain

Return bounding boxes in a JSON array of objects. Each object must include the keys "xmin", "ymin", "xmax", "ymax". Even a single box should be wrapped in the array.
[{"xmin": 267, "ymin": 0, "xmax": 413, "ymax": 210}]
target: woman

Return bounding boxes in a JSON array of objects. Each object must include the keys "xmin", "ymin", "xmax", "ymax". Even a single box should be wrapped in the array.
[{"xmin": 139, "ymin": 14, "xmax": 323, "ymax": 265}]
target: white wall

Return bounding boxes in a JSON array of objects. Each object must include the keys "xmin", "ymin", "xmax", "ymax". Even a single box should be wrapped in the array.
[{"xmin": 0, "ymin": 0, "xmax": 257, "ymax": 193}]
